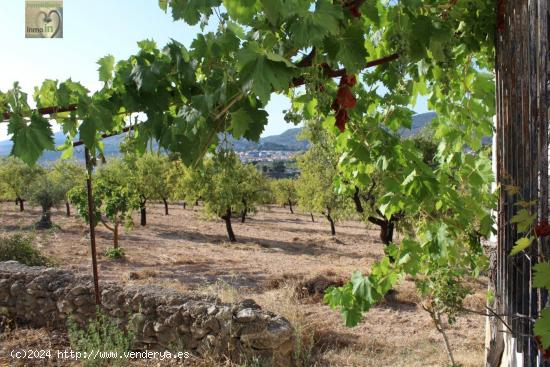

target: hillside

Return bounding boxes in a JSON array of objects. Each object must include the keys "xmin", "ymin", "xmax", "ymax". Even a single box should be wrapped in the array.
[{"xmin": 0, "ymin": 113, "xmax": 439, "ymax": 163}]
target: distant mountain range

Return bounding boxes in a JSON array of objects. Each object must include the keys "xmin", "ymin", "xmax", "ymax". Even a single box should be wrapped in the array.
[{"xmin": 0, "ymin": 112, "xmax": 438, "ymax": 163}]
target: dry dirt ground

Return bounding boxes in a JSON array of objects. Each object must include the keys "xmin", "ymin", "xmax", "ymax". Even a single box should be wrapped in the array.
[{"xmin": 0, "ymin": 202, "xmax": 488, "ymax": 367}]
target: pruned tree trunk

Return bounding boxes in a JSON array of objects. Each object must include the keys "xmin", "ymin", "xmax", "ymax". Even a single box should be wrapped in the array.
[
  {"xmin": 310, "ymin": 213, "xmax": 315, "ymax": 222},
  {"xmin": 65, "ymin": 201, "xmax": 71, "ymax": 217},
  {"xmin": 327, "ymin": 214, "xmax": 336, "ymax": 235},
  {"xmin": 368, "ymin": 215, "xmax": 396, "ymax": 262},
  {"xmin": 17, "ymin": 197, "xmax": 24, "ymax": 211},
  {"xmin": 221, "ymin": 207, "xmax": 236, "ymax": 242},
  {"xmin": 288, "ymin": 199, "xmax": 294, "ymax": 214},
  {"xmin": 36, "ymin": 207, "xmax": 52, "ymax": 229},
  {"xmin": 113, "ymin": 221, "xmax": 119, "ymax": 249},
  {"xmin": 163, "ymin": 198, "xmax": 169, "ymax": 215},
  {"xmin": 241, "ymin": 199, "xmax": 247, "ymax": 223},
  {"xmin": 140, "ymin": 200, "xmax": 147, "ymax": 226}
]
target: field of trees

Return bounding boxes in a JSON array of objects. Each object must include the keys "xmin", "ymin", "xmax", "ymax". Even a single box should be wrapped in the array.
[{"xmin": 0, "ymin": 190, "xmax": 488, "ymax": 367}]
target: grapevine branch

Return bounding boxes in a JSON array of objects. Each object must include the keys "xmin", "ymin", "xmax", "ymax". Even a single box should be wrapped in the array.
[
  {"xmin": 291, "ymin": 53, "xmax": 400, "ymax": 87},
  {"xmin": 0, "ymin": 53, "xmax": 399, "ymax": 150}
]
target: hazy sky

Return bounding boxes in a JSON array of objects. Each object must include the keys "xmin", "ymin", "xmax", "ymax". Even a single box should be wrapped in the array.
[{"xmin": 0, "ymin": 0, "xmax": 427, "ymax": 142}]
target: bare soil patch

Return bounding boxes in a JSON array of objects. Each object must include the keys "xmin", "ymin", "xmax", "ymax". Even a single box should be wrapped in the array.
[{"xmin": 0, "ymin": 202, "xmax": 487, "ymax": 366}]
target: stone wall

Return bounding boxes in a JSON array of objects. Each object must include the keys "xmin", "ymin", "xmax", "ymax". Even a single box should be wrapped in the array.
[{"xmin": 0, "ymin": 261, "xmax": 294, "ymax": 366}]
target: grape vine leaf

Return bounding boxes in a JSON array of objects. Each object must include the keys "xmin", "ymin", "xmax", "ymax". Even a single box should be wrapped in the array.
[
  {"xmin": 97, "ymin": 55, "xmax": 115, "ymax": 84},
  {"xmin": 509, "ymin": 236, "xmax": 532, "ymax": 256},
  {"xmin": 287, "ymin": 0, "xmax": 343, "ymax": 48},
  {"xmin": 360, "ymin": 0, "xmax": 379, "ymax": 25},
  {"xmin": 237, "ymin": 42, "xmax": 296, "ymax": 104},
  {"xmin": 511, "ymin": 209, "xmax": 536, "ymax": 233},
  {"xmin": 325, "ymin": 23, "xmax": 368, "ymax": 73},
  {"xmin": 535, "ymin": 308, "xmax": 550, "ymax": 349},
  {"xmin": 230, "ymin": 105, "xmax": 267, "ymax": 140},
  {"xmin": 230, "ymin": 108, "xmax": 252, "ymax": 139},
  {"xmin": 8, "ymin": 113, "xmax": 54, "ymax": 164},
  {"xmin": 223, "ymin": 0, "xmax": 258, "ymax": 24},
  {"xmin": 33, "ymin": 80, "xmax": 58, "ymax": 108},
  {"xmin": 533, "ymin": 263, "xmax": 550, "ymax": 289},
  {"xmin": 166, "ymin": 0, "xmax": 221, "ymax": 25}
]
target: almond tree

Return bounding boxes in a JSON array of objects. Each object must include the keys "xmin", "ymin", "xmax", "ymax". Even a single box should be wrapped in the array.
[
  {"xmin": 272, "ymin": 178, "xmax": 297, "ymax": 214},
  {"xmin": 69, "ymin": 159, "xmax": 139, "ymax": 249},
  {"xmin": 0, "ymin": 157, "xmax": 41, "ymax": 211},
  {"xmin": 296, "ymin": 146, "xmax": 350, "ymax": 235},
  {"xmin": 50, "ymin": 160, "xmax": 86, "ymax": 216}
]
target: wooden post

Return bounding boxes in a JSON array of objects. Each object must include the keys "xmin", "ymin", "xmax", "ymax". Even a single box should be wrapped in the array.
[
  {"xmin": 488, "ymin": 0, "xmax": 549, "ymax": 365},
  {"xmin": 84, "ymin": 148, "xmax": 101, "ymax": 306}
]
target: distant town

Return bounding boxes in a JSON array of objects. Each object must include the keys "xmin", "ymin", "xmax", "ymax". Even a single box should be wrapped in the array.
[{"xmin": 237, "ymin": 150, "xmax": 300, "ymax": 163}]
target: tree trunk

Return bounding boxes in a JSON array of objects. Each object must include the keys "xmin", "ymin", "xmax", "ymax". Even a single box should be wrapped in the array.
[
  {"xmin": 288, "ymin": 199, "xmax": 294, "ymax": 214},
  {"xmin": 65, "ymin": 201, "xmax": 71, "ymax": 217},
  {"xmin": 17, "ymin": 197, "xmax": 24, "ymax": 211},
  {"xmin": 368, "ymin": 216, "xmax": 396, "ymax": 262},
  {"xmin": 327, "ymin": 214, "xmax": 336, "ymax": 235},
  {"xmin": 183, "ymin": 202, "xmax": 186, "ymax": 209},
  {"xmin": 163, "ymin": 198, "xmax": 169, "ymax": 215},
  {"xmin": 222, "ymin": 208, "xmax": 236, "ymax": 242},
  {"xmin": 241, "ymin": 199, "xmax": 247, "ymax": 223},
  {"xmin": 140, "ymin": 201, "xmax": 147, "ymax": 226},
  {"xmin": 113, "ymin": 221, "xmax": 119, "ymax": 249},
  {"xmin": 380, "ymin": 220, "xmax": 395, "ymax": 244},
  {"xmin": 36, "ymin": 207, "xmax": 52, "ymax": 229},
  {"xmin": 310, "ymin": 213, "xmax": 315, "ymax": 222}
]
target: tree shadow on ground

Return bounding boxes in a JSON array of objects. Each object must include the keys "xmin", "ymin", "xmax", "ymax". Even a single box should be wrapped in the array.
[{"xmin": 155, "ymin": 228, "xmax": 366, "ymax": 259}]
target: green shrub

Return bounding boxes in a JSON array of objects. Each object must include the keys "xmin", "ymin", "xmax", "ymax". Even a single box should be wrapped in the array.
[
  {"xmin": 0, "ymin": 234, "xmax": 52, "ymax": 266},
  {"xmin": 67, "ymin": 309, "xmax": 134, "ymax": 367},
  {"xmin": 104, "ymin": 247, "xmax": 125, "ymax": 260}
]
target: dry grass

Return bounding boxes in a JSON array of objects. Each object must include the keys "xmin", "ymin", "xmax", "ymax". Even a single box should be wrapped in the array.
[{"xmin": 0, "ymin": 202, "xmax": 488, "ymax": 366}]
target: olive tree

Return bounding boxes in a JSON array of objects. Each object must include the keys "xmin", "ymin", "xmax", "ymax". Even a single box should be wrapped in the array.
[{"xmin": 27, "ymin": 168, "xmax": 66, "ymax": 229}]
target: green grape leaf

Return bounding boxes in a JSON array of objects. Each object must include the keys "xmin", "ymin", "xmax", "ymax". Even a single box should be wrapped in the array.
[
  {"xmin": 237, "ymin": 42, "xmax": 295, "ymax": 103},
  {"xmin": 97, "ymin": 54, "xmax": 115, "ymax": 84},
  {"xmin": 131, "ymin": 62, "xmax": 157, "ymax": 92},
  {"xmin": 511, "ymin": 209, "xmax": 536, "ymax": 233},
  {"xmin": 8, "ymin": 113, "xmax": 54, "ymax": 164},
  {"xmin": 287, "ymin": 0, "xmax": 343, "ymax": 48},
  {"xmin": 230, "ymin": 108, "xmax": 252, "ymax": 139},
  {"xmin": 533, "ymin": 262, "xmax": 550, "ymax": 289},
  {"xmin": 260, "ymin": 0, "xmax": 282, "ymax": 25},
  {"xmin": 351, "ymin": 271, "xmax": 373, "ymax": 302},
  {"xmin": 223, "ymin": 0, "xmax": 258, "ymax": 24},
  {"xmin": 33, "ymin": 80, "xmax": 58, "ymax": 108},
  {"xmin": 509, "ymin": 236, "xmax": 532, "ymax": 256},
  {"xmin": 343, "ymin": 308, "xmax": 363, "ymax": 328},
  {"xmin": 361, "ymin": 0, "xmax": 379, "ymax": 25},
  {"xmin": 534, "ymin": 308, "xmax": 550, "ymax": 349},
  {"xmin": 325, "ymin": 23, "xmax": 368, "ymax": 72}
]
